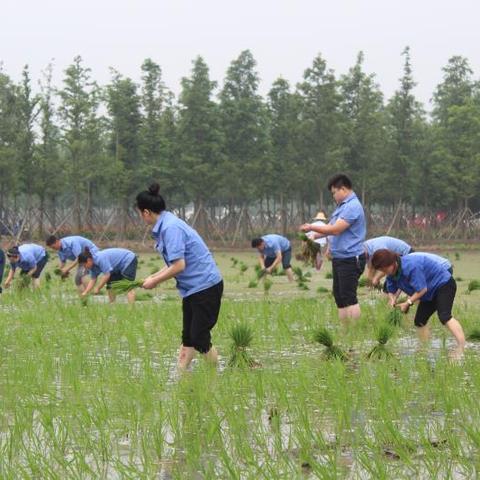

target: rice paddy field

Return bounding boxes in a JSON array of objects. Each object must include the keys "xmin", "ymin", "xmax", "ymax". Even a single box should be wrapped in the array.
[{"xmin": 1, "ymin": 248, "xmax": 480, "ymax": 479}]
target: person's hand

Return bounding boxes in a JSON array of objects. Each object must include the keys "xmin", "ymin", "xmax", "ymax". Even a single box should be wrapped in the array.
[
  {"xmin": 388, "ymin": 297, "xmax": 396, "ymax": 308},
  {"xmin": 396, "ymin": 302, "xmax": 410, "ymax": 314},
  {"xmin": 4, "ymin": 281, "xmax": 11, "ymax": 289},
  {"xmin": 265, "ymin": 267, "xmax": 272, "ymax": 274},
  {"xmin": 300, "ymin": 223, "xmax": 312, "ymax": 232},
  {"xmin": 60, "ymin": 268, "xmax": 70, "ymax": 279},
  {"xmin": 142, "ymin": 277, "xmax": 157, "ymax": 289},
  {"xmin": 80, "ymin": 291, "xmax": 88, "ymax": 298},
  {"xmin": 93, "ymin": 288, "xmax": 101, "ymax": 295}
]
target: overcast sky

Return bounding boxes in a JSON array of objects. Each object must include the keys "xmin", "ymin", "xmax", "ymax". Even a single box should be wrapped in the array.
[{"xmin": 1, "ymin": 0, "xmax": 478, "ymax": 107}]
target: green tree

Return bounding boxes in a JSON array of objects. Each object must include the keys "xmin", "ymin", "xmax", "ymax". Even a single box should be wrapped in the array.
[{"xmin": 177, "ymin": 56, "xmax": 223, "ymax": 235}]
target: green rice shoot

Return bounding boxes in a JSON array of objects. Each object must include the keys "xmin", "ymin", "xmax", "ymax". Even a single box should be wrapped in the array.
[{"xmin": 110, "ymin": 279, "xmax": 143, "ymax": 295}]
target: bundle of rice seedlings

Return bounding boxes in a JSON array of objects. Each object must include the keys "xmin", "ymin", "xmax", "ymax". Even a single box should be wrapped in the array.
[
  {"xmin": 313, "ymin": 328, "xmax": 347, "ymax": 361},
  {"xmin": 317, "ymin": 286, "xmax": 329, "ymax": 293},
  {"xmin": 80, "ymin": 297, "xmax": 89, "ymax": 307},
  {"xmin": 467, "ymin": 280, "xmax": 480, "ymax": 293},
  {"xmin": 325, "ymin": 271, "xmax": 333, "ymax": 279},
  {"xmin": 367, "ymin": 324, "xmax": 394, "ymax": 359},
  {"xmin": 239, "ymin": 263, "xmax": 248, "ymax": 274},
  {"xmin": 454, "ymin": 252, "xmax": 460, "ymax": 261},
  {"xmin": 110, "ymin": 279, "xmax": 143, "ymax": 295},
  {"xmin": 247, "ymin": 280, "xmax": 258, "ymax": 288},
  {"xmin": 228, "ymin": 323, "xmax": 256, "ymax": 367},
  {"xmin": 387, "ymin": 308, "xmax": 403, "ymax": 327},
  {"xmin": 53, "ymin": 268, "xmax": 62, "ymax": 276},
  {"xmin": 135, "ymin": 292, "xmax": 153, "ymax": 302},
  {"xmin": 230, "ymin": 257, "xmax": 239, "ymax": 268},
  {"xmin": 256, "ymin": 267, "xmax": 267, "ymax": 280},
  {"xmin": 467, "ymin": 328, "xmax": 480, "ymax": 341},
  {"xmin": 263, "ymin": 277, "xmax": 273, "ymax": 294},
  {"xmin": 358, "ymin": 277, "xmax": 368, "ymax": 288},
  {"xmin": 298, "ymin": 233, "xmax": 321, "ymax": 267},
  {"xmin": 44, "ymin": 272, "xmax": 52, "ymax": 282}
]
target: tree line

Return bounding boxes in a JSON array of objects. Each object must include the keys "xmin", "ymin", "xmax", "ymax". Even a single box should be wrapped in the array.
[{"xmin": 0, "ymin": 48, "xmax": 479, "ymax": 240}]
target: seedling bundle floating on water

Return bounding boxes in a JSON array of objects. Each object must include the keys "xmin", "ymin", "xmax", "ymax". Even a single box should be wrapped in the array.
[
  {"xmin": 467, "ymin": 280, "xmax": 480, "ymax": 293},
  {"xmin": 367, "ymin": 324, "xmax": 394, "ymax": 360},
  {"xmin": 110, "ymin": 279, "xmax": 143, "ymax": 295},
  {"xmin": 313, "ymin": 327, "xmax": 347, "ymax": 361},
  {"xmin": 298, "ymin": 233, "xmax": 321, "ymax": 268},
  {"xmin": 228, "ymin": 323, "xmax": 257, "ymax": 368}
]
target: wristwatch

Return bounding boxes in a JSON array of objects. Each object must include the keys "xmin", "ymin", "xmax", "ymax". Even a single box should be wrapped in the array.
[{"xmin": 406, "ymin": 298, "xmax": 413, "ymax": 306}]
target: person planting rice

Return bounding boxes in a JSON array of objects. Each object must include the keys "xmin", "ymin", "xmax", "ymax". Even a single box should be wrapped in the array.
[
  {"xmin": 77, "ymin": 247, "xmax": 138, "ymax": 303},
  {"xmin": 371, "ymin": 249, "xmax": 465, "ymax": 358},
  {"xmin": 46, "ymin": 235, "xmax": 99, "ymax": 291},
  {"xmin": 300, "ymin": 174, "xmax": 366, "ymax": 321},
  {"xmin": 251, "ymin": 234, "xmax": 294, "ymax": 281},
  {"xmin": 4, "ymin": 244, "xmax": 49, "ymax": 289},
  {"xmin": 136, "ymin": 183, "xmax": 223, "ymax": 371},
  {"xmin": 0, "ymin": 248, "xmax": 5, "ymax": 294},
  {"xmin": 364, "ymin": 236, "xmax": 414, "ymax": 288}
]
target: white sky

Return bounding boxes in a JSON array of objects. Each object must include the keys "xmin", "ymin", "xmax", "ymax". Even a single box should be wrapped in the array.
[{"xmin": 1, "ymin": 0, "xmax": 479, "ymax": 108}]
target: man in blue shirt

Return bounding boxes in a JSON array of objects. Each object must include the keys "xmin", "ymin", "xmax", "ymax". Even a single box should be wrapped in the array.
[
  {"xmin": 371, "ymin": 249, "xmax": 465, "ymax": 358},
  {"xmin": 364, "ymin": 236, "xmax": 414, "ymax": 287},
  {"xmin": 251, "ymin": 234, "xmax": 294, "ymax": 281},
  {"xmin": 301, "ymin": 174, "xmax": 366, "ymax": 321},
  {"xmin": 4, "ymin": 244, "xmax": 49, "ymax": 289},
  {"xmin": 78, "ymin": 247, "xmax": 138, "ymax": 303},
  {"xmin": 46, "ymin": 235, "xmax": 99, "ymax": 291}
]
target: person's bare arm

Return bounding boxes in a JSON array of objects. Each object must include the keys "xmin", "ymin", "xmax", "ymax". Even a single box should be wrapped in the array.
[
  {"xmin": 143, "ymin": 259, "xmax": 186, "ymax": 289},
  {"xmin": 300, "ymin": 219, "xmax": 350, "ymax": 237}
]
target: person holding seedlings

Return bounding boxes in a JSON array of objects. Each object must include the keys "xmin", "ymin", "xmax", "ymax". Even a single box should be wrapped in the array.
[
  {"xmin": 136, "ymin": 183, "xmax": 223, "ymax": 371},
  {"xmin": 306, "ymin": 210, "xmax": 329, "ymax": 270},
  {"xmin": 251, "ymin": 234, "xmax": 294, "ymax": 281},
  {"xmin": 364, "ymin": 236, "xmax": 414, "ymax": 287},
  {"xmin": 77, "ymin": 247, "xmax": 138, "ymax": 303},
  {"xmin": 0, "ymin": 248, "xmax": 5, "ymax": 293},
  {"xmin": 46, "ymin": 235, "xmax": 99, "ymax": 291},
  {"xmin": 300, "ymin": 174, "xmax": 366, "ymax": 321},
  {"xmin": 4, "ymin": 244, "xmax": 49, "ymax": 289},
  {"xmin": 371, "ymin": 249, "xmax": 465, "ymax": 357}
]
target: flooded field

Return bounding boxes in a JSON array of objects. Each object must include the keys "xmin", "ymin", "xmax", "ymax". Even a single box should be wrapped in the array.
[{"xmin": 0, "ymin": 249, "xmax": 480, "ymax": 478}]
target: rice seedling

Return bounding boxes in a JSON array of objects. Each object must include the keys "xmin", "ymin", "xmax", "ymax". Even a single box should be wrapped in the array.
[
  {"xmin": 454, "ymin": 252, "xmax": 460, "ymax": 261},
  {"xmin": 387, "ymin": 308, "xmax": 403, "ymax": 326},
  {"xmin": 247, "ymin": 280, "xmax": 258, "ymax": 288},
  {"xmin": 313, "ymin": 327, "xmax": 347, "ymax": 361},
  {"xmin": 228, "ymin": 323, "xmax": 256, "ymax": 367},
  {"xmin": 317, "ymin": 286, "xmax": 329, "ymax": 293},
  {"xmin": 455, "ymin": 277, "xmax": 463, "ymax": 282},
  {"xmin": 44, "ymin": 272, "xmax": 52, "ymax": 282},
  {"xmin": 230, "ymin": 257, "xmax": 239, "ymax": 268},
  {"xmin": 239, "ymin": 262, "xmax": 248, "ymax": 274},
  {"xmin": 263, "ymin": 277, "xmax": 273, "ymax": 295},
  {"xmin": 467, "ymin": 280, "xmax": 480, "ymax": 293},
  {"xmin": 367, "ymin": 324, "xmax": 394, "ymax": 359},
  {"xmin": 298, "ymin": 233, "xmax": 321, "ymax": 267},
  {"xmin": 135, "ymin": 292, "xmax": 153, "ymax": 302},
  {"xmin": 358, "ymin": 276, "xmax": 368, "ymax": 288},
  {"xmin": 109, "ymin": 279, "xmax": 143, "ymax": 295},
  {"xmin": 53, "ymin": 268, "xmax": 62, "ymax": 276},
  {"xmin": 16, "ymin": 274, "xmax": 32, "ymax": 290},
  {"xmin": 325, "ymin": 271, "xmax": 333, "ymax": 279},
  {"xmin": 467, "ymin": 328, "xmax": 480, "ymax": 341}
]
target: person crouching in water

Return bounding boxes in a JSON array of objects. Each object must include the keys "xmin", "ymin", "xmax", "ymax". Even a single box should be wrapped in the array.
[
  {"xmin": 371, "ymin": 249, "xmax": 465, "ymax": 357},
  {"xmin": 4, "ymin": 244, "xmax": 49, "ymax": 289},
  {"xmin": 77, "ymin": 247, "xmax": 138, "ymax": 303}
]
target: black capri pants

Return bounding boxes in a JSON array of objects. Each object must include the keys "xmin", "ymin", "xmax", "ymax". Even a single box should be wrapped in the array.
[
  {"xmin": 264, "ymin": 248, "xmax": 292, "ymax": 270},
  {"xmin": 414, "ymin": 277, "xmax": 456, "ymax": 327},
  {"xmin": 332, "ymin": 254, "xmax": 366, "ymax": 308},
  {"xmin": 20, "ymin": 253, "xmax": 49, "ymax": 279},
  {"xmin": 182, "ymin": 280, "xmax": 223, "ymax": 354}
]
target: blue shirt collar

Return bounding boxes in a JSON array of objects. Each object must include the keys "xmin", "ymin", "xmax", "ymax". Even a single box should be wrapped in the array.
[
  {"xmin": 151, "ymin": 212, "xmax": 167, "ymax": 237},
  {"xmin": 339, "ymin": 191, "xmax": 356, "ymax": 206}
]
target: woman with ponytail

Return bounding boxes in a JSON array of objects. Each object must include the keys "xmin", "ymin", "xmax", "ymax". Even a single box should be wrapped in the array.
[{"xmin": 136, "ymin": 182, "xmax": 223, "ymax": 371}]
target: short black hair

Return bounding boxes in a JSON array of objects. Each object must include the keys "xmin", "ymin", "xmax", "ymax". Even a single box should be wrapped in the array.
[
  {"xmin": 78, "ymin": 247, "xmax": 93, "ymax": 265},
  {"xmin": 6, "ymin": 246, "xmax": 20, "ymax": 257},
  {"xmin": 327, "ymin": 174, "xmax": 352, "ymax": 191},
  {"xmin": 46, "ymin": 235, "xmax": 58, "ymax": 246},
  {"xmin": 251, "ymin": 238, "xmax": 264, "ymax": 248}
]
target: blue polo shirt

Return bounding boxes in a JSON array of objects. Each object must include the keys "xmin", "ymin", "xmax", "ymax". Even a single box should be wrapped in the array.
[
  {"xmin": 329, "ymin": 192, "xmax": 366, "ymax": 258},
  {"xmin": 58, "ymin": 236, "xmax": 98, "ymax": 263},
  {"xmin": 11, "ymin": 244, "xmax": 46, "ymax": 271},
  {"xmin": 364, "ymin": 236, "xmax": 412, "ymax": 260},
  {"xmin": 88, "ymin": 248, "xmax": 136, "ymax": 279},
  {"xmin": 385, "ymin": 253, "xmax": 452, "ymax": 301},
  {"xmin": 261, "ymin": 234, "xmax": 291, "ymax": 258},
  {"xmin": 152, "ymin": 211, "xmax": 222, "ymax": 298}
]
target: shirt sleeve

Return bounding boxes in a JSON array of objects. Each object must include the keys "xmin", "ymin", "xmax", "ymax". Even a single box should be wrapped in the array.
[
  {"xmin": 163, "ymin": 226, "xmax": 186, "ymax": 262},
  {"xmin": 339, "ymin": 202, "xmax": 362, "ymax": 226},
  {"xmin": 407, "ymin": 266, "xmax": 428, "ymax": 293}
]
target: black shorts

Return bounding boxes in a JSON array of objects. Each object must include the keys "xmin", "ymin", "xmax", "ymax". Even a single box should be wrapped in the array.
[
  {"xmin": 106, "ymin": 257, "xmax": 138, "ymax": 289},
  {"xmin": 414, "ymin": 277, "xmax": 456, "ymax": 327},
  {"xmin": 20, "ymin": 253, "xmax": 49, "ymax": 279},
  {"xmin": 264, "ymin": 248, "xmax": 292, "ymax": 270},
  {"xmin": 182, "ymin": 281, "xmax": 223, "ymax": 354},
  {"xmin": 332, "ymin": 254, "xmax": 366, "ymax": 308}
]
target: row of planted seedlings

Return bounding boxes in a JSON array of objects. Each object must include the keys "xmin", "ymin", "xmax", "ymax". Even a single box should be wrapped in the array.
[{"xmin": 1, "ymin": 286, "xmax": 480, "ymax": 476}]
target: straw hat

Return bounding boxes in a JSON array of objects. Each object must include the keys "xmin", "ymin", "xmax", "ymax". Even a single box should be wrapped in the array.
[{"xmin": 313, "ymin": 211, "xmax": 327, "ymax": 221}]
